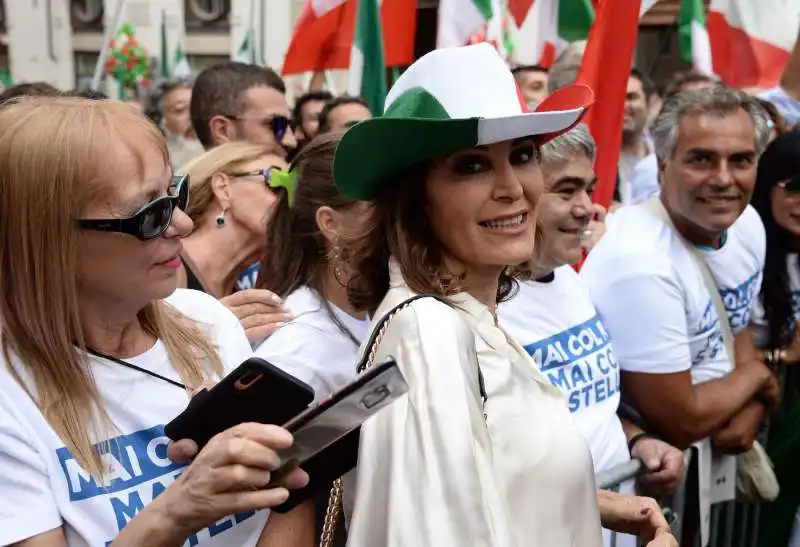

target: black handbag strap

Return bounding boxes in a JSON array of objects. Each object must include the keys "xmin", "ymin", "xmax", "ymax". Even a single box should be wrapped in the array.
[
  {"xmin": 356, "ymin": 294, "xmax": 488, "ymax": 406},
  {"xmin": 85, "ymin": 347, "xmax": 187, "ymax": 390}
]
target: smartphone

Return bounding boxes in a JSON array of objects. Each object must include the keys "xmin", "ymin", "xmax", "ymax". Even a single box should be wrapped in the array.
[
  {"xmin": 273, "ymin": 359, "xmax": 407, "ymax": 478},
  {"xmin": 164, "ymin": 357, "xmax": 315, "ymax": 448}
]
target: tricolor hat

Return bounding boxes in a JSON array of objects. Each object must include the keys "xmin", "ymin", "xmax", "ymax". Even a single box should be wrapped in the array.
[{"xmin": 333, "ymin": 42, "xmax": 594, "ymax": 200}]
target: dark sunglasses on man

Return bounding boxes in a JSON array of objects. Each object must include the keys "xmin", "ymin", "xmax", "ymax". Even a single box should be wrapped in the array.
[
  {"xmin": 78, "ymin": 174, "xmax": 189, "ymax": 240},
  {"xmin": 223, "ymin": 114, "xmax": 293, "ymax": 142}
]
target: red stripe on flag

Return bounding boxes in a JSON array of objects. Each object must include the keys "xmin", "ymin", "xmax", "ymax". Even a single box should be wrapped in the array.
[
  {"xmin": 576, "ymin": 0, "xmax": 640, "ymax": 212},
  {"xmin": 537, "ymin": 42, "xmax": 556, "ymax": 69},
  {"xmin": 708, "ymin": 10, "xmax": 791, "ymax": 89},
  {"xmin": 509, "ymin": 0, "xmax": 535, "ymax": 27},
  {"xmin": 282, "ymin": 0, "xmax": 416, "ymax": 75}
]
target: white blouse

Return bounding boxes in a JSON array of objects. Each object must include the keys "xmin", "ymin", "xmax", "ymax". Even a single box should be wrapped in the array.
[{"xmin": 344, "ymin": 261, "xmax": 603, "ymax": 547}]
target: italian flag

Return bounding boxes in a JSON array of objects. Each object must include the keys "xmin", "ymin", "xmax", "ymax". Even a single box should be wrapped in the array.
[
  {"xmin": 236, "ymin": 29, "xmax": 257, "ymax": 64},
  {"xmin": 706, "ymin": 0, "xmax": 800, "ymax": 89},
  {"xmin": 173, "ymin": 45, "xmax": 191, "ymax": 79},
  {"xmin": 347, "ymin": 0, "xmax": 387, "ymax": 116},
  {"xmin": 507, "ymin": 0, "xmax": 593, "ymax": 68},
  {"xmin": 678, "ymin": 0, "xmax": 713, "ymax": 76},
  {"xmin": 437, "ymin": 0, "xmax": 505, "ymax": 50},
  {"xmin": 159, "ymin": 10, "xmax": 192, "ymax": 78},
  {"xmin": 282, "ymin": 0, "xmax": 415, "ymax": 75},
  {"xmin": 508, "ymin": 0, "xmax": 659, "ymax": 68}
]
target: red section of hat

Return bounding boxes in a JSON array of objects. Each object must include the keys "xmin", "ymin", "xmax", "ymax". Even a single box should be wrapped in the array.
[{"xmin": 534, "ymin": 84, "xmax": 595, "ymax": 113}]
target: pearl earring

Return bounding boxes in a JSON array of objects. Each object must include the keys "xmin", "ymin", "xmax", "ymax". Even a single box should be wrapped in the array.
[{"xmin": 216, "ymin": 210, "xmax": 226, "ymax": 227}]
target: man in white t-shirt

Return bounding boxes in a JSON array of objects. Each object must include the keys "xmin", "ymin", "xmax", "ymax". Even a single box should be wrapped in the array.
[
  {"xmin": 500, "ymin": 124, "xmax": 683, "ymax": 547},
  {"xmin": 582, "ymin": 88, "xmax": 779, "ymax": 514}
]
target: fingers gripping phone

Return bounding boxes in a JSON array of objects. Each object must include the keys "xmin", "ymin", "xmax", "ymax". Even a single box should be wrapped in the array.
[
  {"xmin": 271, "ymin": 359, "xmax": 408, "ymax": 482},
  {"xmin": 164, "ymin": 357, "xmax": 315, "ymax": 448}
]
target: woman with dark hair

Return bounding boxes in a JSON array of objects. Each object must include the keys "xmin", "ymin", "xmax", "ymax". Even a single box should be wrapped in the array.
[
  {"xmin": 328, "ymin": 43, "xmax": 606, "ymax": 546},
  {"xmin": 254, "ymin": 131, "xmax": 370, "ymax": 400},
  {"xmin": 751, "ymin": 131, "xmax": 800, "ymax": 547}
]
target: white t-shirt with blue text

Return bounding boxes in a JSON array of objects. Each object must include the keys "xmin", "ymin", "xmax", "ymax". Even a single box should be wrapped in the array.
[
  {"xmin": 254, "ymin": 286, "xmax": 370, "ymax": 404},
  {"xmin": 581, "ymin": 204, "xmax": 765, "ymax": 385},
  {"xmin": 235, "ymin": 261, "xmax": 260, "ymax": 292},
  {"xmin": 0, "ymin": 289, "xmax": 263, "ymax": 547},
  {"xmin": 499, "ymin": 266, "xmax": 629, "ymax": 474}
]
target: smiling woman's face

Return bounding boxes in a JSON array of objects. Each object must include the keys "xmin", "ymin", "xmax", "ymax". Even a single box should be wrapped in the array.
[{"xmin": 424, "ymin": 138, "xmax": 543, "ymax": 277}]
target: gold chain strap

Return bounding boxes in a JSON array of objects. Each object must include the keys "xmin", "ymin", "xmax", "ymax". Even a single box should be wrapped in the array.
[
  {"xmin": 319, "ymin": 477, "xmax": 344, "ymax": 546},
  {"xmin": 318, "ymin": 303, "xmax": 403, "ymax": 547}
]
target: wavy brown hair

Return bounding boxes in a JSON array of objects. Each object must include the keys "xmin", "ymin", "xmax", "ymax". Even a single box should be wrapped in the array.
[
  {"xmin": 0, "ymin": 97, "xmax": 223, "ymax": 478},
  {"xmin": 257, "ymin": 132, "xmax": 363, "ymax": 343},
  {"xmin": 345, "ymin": 165, "xmax": 519, "ymax": 313}
]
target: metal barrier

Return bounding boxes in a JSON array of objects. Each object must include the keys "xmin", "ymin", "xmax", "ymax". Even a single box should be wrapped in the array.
[
  {"xmin": 598, "ymin": 450, "xmax": 765, "ymax": 547},
  {"xmin": 598, "ymin": 366, "xmax": 799, "ymax": 547}
]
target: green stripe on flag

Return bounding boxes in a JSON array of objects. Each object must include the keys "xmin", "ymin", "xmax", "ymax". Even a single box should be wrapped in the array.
[
  {"xmin": 558, "ymin": 0, "xmax": 595, "ymax": 42},
  {"xmin": 353, "ymin": 0, "xmax": 387, "ymax": 116},
  {"xmin": 473, "ymin": 0, "xmax": 494, "ymax": 21},
  {"xmin": 678, "ymin": 0, "xmax": 706, "ymax": 64}
]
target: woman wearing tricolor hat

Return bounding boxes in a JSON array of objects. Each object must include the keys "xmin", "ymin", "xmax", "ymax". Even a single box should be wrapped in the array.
[{"xmin": 327, "ymin": 43, "xmax": 602, "ymax": 546}]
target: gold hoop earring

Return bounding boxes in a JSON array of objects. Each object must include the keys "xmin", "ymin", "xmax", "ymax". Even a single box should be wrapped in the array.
[{"xmin": 329, "ymin": 246, "xmax": 348, "ymax": 288}]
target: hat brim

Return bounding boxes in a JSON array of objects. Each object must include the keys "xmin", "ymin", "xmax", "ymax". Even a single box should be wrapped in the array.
[{"xmin": 334, "ymin": 105, "xmax": 588, "ymax": 201}]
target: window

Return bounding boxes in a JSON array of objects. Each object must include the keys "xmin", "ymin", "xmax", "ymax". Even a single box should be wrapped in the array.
[
  {"xmin": 70, "ymin": 0, "xmax": 104, "ymax": 32},
  {"xmin": 185, "ymin": 0, "xmax": 231, "ymax": 33}
]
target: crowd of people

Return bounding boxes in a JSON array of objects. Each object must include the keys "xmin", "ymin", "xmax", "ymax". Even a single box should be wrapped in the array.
[{"xmin": 0, "ymin": 36, "xmax": 799, "ymax": 547}]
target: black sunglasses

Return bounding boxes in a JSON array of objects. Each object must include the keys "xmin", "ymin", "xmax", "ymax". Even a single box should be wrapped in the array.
[
  {"xmin": 224, "ymin": 114, "xmax": 292, "ymax": 141},
  {"xmin": 778, "ymin": 174, "xmax": 800, "ymax": 193},
  {"xmin": 78, "ymin": 174, "xmax": 189, "ymax": 240}
]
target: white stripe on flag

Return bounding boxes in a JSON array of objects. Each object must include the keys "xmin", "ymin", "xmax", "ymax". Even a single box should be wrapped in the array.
[
  {"xmin": 347, "ymin": 46, "xmax": 364, "ymax": 96},
  {"xmin": 640, "ymin": 0, "xmax": 659, "ymax": 16},
  {"xmin": 691, "ymin": 19, "xmax": 714, "ymax": 76},
  {"xmin": 437, "ymin": 0, "xmax": 488, "ymax": 48}
]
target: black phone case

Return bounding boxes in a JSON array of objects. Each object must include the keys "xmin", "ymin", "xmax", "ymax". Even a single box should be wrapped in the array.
[{"xmin": 164, "ymin": 357, "xmax": 315, "ymax": 448}]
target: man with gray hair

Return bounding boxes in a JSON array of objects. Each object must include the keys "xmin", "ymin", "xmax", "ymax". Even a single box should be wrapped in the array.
[{"xmin": 581, "ymin": 87, "xmax": 779, "ymax": 541}]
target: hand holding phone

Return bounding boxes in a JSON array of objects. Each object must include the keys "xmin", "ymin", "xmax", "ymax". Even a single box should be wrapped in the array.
[
  {"xmin": 165, "ymin": 357, "xmax": 315, "ymax": 449},
  {"xmin": 272, "ymin": 359, "xmax": 408, "ymax": 480}
]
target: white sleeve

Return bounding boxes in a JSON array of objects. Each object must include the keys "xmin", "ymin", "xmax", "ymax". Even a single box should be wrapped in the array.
[
  {"xmin": 346, "ymin": 300, "xmax": 513, "ymax": 547},
  {"xmin": 586, "ymin": 258, "xmax": 692, "ymax": 374},
  {"xmin": 254, "ymin": 323, "xmax": 336, "ymax": 398},
  {"xmin": 215, "ymin": 310, "xmax": 255, "ymax": 374},
  {"xmin": 0, "ymin": 401, "xmax": 62, "ymax": 545}
]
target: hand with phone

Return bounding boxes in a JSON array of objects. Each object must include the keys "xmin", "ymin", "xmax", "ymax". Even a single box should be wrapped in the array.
[
  {"xmin": 151, "ymin": 423, "xmax": 309, "ymax": 538},
  {"xmin": 165, "ymin": 358, "xmax": 316, "ymax": 450}
]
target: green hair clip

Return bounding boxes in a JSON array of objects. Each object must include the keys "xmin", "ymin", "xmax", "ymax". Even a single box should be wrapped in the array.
[{"xmin": 269, "ymin": 167, "xmax": 298, "ymax": 207}]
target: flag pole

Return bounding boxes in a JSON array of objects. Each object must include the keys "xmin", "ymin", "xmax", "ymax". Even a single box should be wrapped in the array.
[
  {"xmin": 249, "ymin": 0, "xmax": 257, "ymax": 64},
  {"xmin": 92, "ymin": 0, "xmax": 126, "ymax": 90}
]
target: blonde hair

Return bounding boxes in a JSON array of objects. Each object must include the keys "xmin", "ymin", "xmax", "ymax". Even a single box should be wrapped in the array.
[
  {"xmin": 179, "ymin": 141, "xmax": 280, "ymax": 224},
  {"xmin": 0, "ymin": 97, "xmax": 224, "ymax": 478}
]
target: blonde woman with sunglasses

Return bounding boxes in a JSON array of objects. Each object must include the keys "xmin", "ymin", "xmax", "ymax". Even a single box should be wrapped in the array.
[
  {"xmin": 178, "ymin": 142, "xmax": 299, "ymax": 342},
  {"xmin": 0, "ymin": 97, "xmax": 312, "ymax": 547}
]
